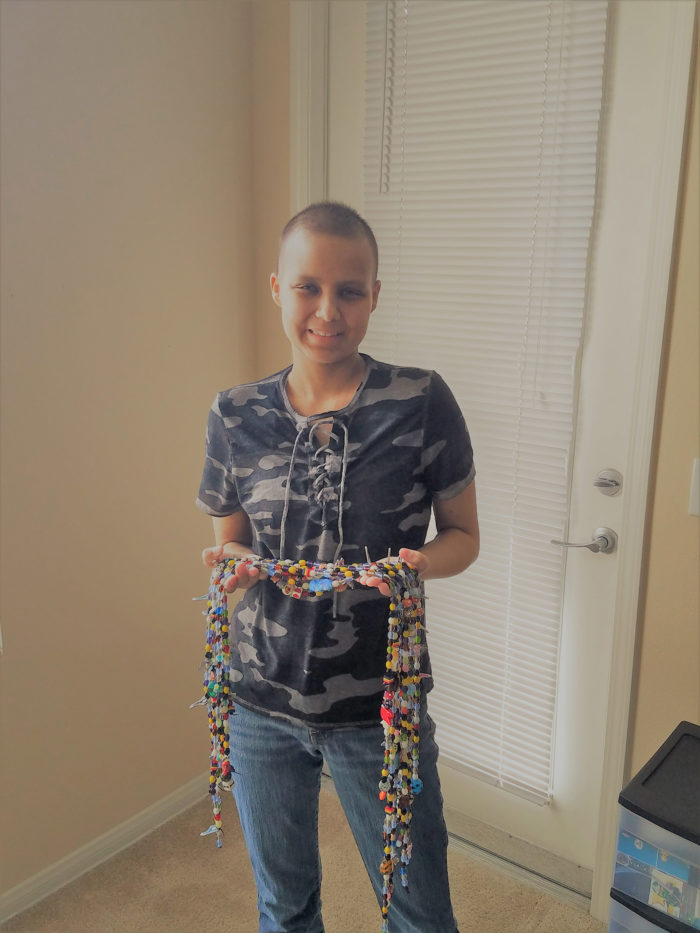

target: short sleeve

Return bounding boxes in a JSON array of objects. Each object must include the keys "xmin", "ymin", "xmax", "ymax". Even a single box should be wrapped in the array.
[
  {"xmin": 423, "ymin": 372, "xmax": 475, "ymax": 500},
  {"xmin": 195, "ymin": 395, "xmax": 241, "ymax": 517}
]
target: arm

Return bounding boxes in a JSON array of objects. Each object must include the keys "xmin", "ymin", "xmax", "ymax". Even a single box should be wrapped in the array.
[
  {"xmin": 404, "ymin": 480, "xmax": 479, "ymax": 580},
  {"xmin": 360, "ymin": 482, "xmax": 479, "ymax": 595},
  {"xmin": 405, "ymin": 371, "xmax": 478, "ymax": 582},
  {"xmin": 201, "ymin": 511, "xmax": 263, "ymax": 592}
]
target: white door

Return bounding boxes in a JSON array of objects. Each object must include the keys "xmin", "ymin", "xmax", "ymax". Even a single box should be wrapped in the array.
[{"xmin": 293, "ymin": 0, "xmax": 695, "ymax": 917}]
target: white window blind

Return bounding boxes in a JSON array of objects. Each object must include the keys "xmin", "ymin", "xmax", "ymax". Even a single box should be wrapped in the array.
[{"xmin": 363, "ymin": 0, "xmax": 608, "ymax": 804}]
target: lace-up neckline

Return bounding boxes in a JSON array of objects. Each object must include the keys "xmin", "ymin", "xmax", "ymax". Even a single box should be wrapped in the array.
[
  {"xmin": 279, "ymin": 354, "xmax": 373, "ymax": 428},
  {"xmin": 277, "ymin": 360, "xmax": 374, "ymax": 600}
]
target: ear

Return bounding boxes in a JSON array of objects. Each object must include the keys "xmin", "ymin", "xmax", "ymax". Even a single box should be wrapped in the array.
[
  {"xmin": 270, "ymin": 272, "xmax": 281, "ymax": 307},
  {"xmin": 371, "ymin": 279, "xmax": 381, "ymax": 312}
]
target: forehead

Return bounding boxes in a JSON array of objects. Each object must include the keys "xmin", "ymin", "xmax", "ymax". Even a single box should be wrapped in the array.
[{"xmin": 279, "ymin": 228, "xmax": 376, "ymax": 280}]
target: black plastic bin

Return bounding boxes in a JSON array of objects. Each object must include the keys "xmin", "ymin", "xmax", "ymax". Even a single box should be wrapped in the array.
[{"xmin": 609, "ymin": 721, "xmax": 700, "ymax": 931}]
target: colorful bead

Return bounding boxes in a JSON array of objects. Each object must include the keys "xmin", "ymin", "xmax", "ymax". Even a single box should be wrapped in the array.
[{"xmin": 192, "ymin": 555, "xmax": 423, "ymax": 933}]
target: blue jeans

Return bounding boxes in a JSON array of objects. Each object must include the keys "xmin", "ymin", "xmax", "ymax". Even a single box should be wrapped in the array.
[{"xmin": 228, "ymin": 700, "xmax": 459, "ymax": 933}]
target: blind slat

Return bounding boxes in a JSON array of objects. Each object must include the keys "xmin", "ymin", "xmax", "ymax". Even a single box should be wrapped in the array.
[{"xmin": 364, "ymin": 0, "xmax": 608, "ymax": 802}]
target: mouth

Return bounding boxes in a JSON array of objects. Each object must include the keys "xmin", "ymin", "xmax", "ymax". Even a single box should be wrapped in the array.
[{"xmin": 309, "ymin": 329, "xmax": 342, "ymax": 338}]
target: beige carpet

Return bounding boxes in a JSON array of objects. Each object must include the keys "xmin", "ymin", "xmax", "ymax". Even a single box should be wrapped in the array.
[{"xmin": 2, "ymin": 788, "xmax": 606, "ymax": 933}]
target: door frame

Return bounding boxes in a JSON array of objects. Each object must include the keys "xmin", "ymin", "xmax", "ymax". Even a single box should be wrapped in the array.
[{"xmin": 288, "ymin": 0, "xmax": 696, "ymax": 918}]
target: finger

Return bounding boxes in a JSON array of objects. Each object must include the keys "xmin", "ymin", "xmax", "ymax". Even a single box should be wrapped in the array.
[
  {"xmin": 203, "ymin": 544, "xmax": 226, "ymax": 567},
  {"xmin": 358, "ymin": 575, "xmax": 391, "ymax": 597},
  {"xmin": 399, "ymin": 547, "xmax": 427, "ymax": 572},
  {"xmin": 241, "ymin": 566, "xmax": 260, "ymax": 588},
  {"xmin": 224, "ymin": 565, "xmax": 261, "ymax": 592},
  {"xmin": 358, "ymin": 574, "xmax": 382, "ymax": 588}
]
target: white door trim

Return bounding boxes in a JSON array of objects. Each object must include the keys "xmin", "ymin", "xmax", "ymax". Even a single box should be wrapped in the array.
[
  {"xmin": 590, "ymin": 1, "xmax": 696, "ymax": 918},
  {"xmin": 290, "ymin": 0, "xmax": 696, "ymax": 918},
  {"xmin": 289, "ymin": 0, "xmax": 329, "ymax": 213}
]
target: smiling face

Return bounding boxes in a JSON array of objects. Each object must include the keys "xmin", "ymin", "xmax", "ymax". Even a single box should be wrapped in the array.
[{"xmin": 270, "ymin": 228, "xmax": 381, "ymax": 373}]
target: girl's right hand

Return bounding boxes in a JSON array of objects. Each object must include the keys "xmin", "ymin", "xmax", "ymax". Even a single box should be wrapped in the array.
[
  {"xmin": 202, "ymin": 544, "xmax": 227, "ymax": 568},
  {"xmin": 201, "ymin": 545, "xmax": 265, "ymax": 593},
  {"xmin": 220, "ymin": 561, "xmax": 264, "ymax": 593}
]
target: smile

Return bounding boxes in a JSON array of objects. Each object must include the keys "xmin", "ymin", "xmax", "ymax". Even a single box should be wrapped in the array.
[{"xmin": 309, "ymin": 329, "xmax": 342, "ymax": 337}]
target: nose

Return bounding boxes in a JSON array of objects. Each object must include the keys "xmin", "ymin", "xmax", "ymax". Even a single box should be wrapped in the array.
[{"xmin": 315, "ymin": 291, "xmax": 341, "ymax": 322}]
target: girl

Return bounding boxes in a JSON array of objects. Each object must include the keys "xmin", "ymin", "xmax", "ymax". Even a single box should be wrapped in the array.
[{"xmin": 197, "ymin": 202, "xmax": 479, "ymax": 933}]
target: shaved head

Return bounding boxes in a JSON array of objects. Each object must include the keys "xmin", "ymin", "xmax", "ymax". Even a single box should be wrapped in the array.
[{"xmin": 278, "ymin": 201, "xmax": 379, "ymax": 281}]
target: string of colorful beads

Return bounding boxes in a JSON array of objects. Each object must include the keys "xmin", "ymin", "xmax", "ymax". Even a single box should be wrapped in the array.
[
  {"xmin": 190, "ymin": 563, "xmax": 236, "ymax": 849},
  {"xmin": 192, "ymin": 556, "xmax": 424, "ymax": 932}
]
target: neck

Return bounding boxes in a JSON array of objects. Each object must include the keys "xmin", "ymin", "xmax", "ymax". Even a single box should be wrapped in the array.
[{"xmin": 287, "ymin": 354, "xmax": 366, "ymax": 416}]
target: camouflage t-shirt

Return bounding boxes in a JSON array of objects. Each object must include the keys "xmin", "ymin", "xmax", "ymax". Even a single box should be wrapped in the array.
[{"xmin": 196, "ymin": 355, "xmax": 475, "ymax": 726}]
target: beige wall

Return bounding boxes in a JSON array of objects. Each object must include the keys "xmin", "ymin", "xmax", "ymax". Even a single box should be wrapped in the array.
[
  {"xmin": 629, "ymin": 34, "xmax": 700, "ymax": 776},
  {"xmin": 1, "ymin": 0, "xmax": 696, "ymax": 904},
  {"xmin": 0, "ymin": 0, "xmax": 287, "ymax": 894}
]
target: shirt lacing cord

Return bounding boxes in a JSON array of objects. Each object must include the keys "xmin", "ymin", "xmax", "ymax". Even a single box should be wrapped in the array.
[
  {"xmin": 310, "ymin": 433, "xmax": 342, "ymax": 523},
  {"xmin": 279, "ymin": 417, "xmax": 350, "ymax": 621},
  {"xmin": 279, "ymin": 417, "xmax": 350, "ymax": 566}
]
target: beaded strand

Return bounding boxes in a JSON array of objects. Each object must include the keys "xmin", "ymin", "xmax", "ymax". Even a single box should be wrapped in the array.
[
  {"xmin": 190, "ymin": 564, "xmax": 236, "ymax": 847},
  {"xmin": 192, "ymin": 556, "xmax": 424, "ymax": 932}
]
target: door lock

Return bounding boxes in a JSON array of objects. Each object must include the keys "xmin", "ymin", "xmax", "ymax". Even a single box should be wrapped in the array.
[
  {"xmin": 551, "ymin": 527, "xmax": 618, "ymax": 554},
  {"xmin": 594, "ymin": 469, "xmax": 623, "ymax": 496}
]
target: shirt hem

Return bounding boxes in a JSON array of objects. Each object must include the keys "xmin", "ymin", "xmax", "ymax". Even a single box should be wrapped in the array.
[
  {"xmin": 229, "ymin": 678, "xmax": 434, "ymax": 731},
  {"xmin": 433, "ymin": 466, "xmax": 476, "ymax": 501},
  {"xmin": 230, "ymin": 693, "xmax": 384, "ymax": 731},
  {"xmin": 195, "ymin": 497, "xmax": 242, "ymax": 518}
]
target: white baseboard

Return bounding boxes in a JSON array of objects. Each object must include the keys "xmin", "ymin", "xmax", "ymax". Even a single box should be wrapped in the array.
[
  {"xmin": 447, "ymin": 834, "xmax": 593, "ymax": 915},
  {"xmin": 0, "ymin": 774, "xmax": 208, "ymax": 926}
]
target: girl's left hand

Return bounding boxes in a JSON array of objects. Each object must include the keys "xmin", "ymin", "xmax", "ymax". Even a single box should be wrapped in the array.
[{"xmin": 358, "ymin": 547, "xmax": 428, "ymax": 597}]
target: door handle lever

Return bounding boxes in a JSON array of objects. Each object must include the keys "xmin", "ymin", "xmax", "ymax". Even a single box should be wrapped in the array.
[{"xmin": 551, "ymin": 527, "xmax": 617, "ymax": 554}]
